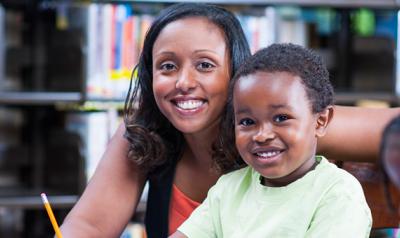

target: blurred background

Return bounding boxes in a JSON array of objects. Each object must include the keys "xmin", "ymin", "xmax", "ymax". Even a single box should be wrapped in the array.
[{"xmin": 0, "ymin": 0, "xmax": 399, "ymax": 237}]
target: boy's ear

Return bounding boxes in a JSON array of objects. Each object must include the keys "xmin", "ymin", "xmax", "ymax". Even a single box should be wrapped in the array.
[{"xmin": 315, "ymin": 106, "xmax": 334, "ymax": 138}]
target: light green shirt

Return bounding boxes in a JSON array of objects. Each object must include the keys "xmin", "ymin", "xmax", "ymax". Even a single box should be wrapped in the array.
[{"xmin": 178, "ymin": 156, "xmax": 372, "ymax": 238}]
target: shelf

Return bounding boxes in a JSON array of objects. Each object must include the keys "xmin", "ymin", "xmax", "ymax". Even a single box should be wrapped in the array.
[
  {"xmin": 0, "ymin": 195, "xmax": 78, "ymax": 209},
  {"xmin": 93, "ymin": 0, "xmax": 400, "ymax": 8},
  {"xmin": 86, "ymin": 96, "xmax": 125, "ymax": 102},
  {"xmin": 0, "ymin": 92, "xmax": 83, "ymax": 105},
  {"xmin": 335, "ymin": 92, "xmax": 400, "ymax": 104}
]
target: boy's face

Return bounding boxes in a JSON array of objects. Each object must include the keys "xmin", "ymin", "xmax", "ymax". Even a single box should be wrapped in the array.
[
  {"xmin": 383, "ymin": 133, "xmax": 400, "ymax": 189},
  {"xmin": 233, "ymin": 71, "xmax": 331, "ymax": 187}
]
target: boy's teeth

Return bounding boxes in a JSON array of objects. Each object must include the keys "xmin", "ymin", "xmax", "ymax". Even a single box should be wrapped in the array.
[
  {"xmin": 176, "ymin": 100, "xmax": 204, "ymax": 110},
  {"xmin": 257, "ymin": 151, "xmax": 280, "ymax": 158}
]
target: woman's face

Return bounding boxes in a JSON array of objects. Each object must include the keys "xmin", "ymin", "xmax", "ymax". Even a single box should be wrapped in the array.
[{"xmin": 152, "ymin": 17, "xmax": 230, "ymax": 135}]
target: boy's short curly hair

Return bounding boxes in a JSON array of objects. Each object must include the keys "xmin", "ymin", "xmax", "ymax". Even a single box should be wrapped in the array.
[{"xmin": 232, "ymin": 43, "xmax": 334, "ymax": 113}]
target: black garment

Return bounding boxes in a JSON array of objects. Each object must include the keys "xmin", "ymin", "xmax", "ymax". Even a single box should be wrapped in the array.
[{"xmin": 145, "ymin": 161, "xmax": 177, "ymax": 238}]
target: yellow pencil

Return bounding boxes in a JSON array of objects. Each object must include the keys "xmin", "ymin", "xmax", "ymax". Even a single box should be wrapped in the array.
[{"xmin": 41, "ymin": 193, "xmax": 63, "ymax": 238}]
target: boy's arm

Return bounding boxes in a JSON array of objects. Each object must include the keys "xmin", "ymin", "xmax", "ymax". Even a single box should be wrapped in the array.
[
  {"xmin": 176, "ymin": 181, "xmax": 222, "ymax": 238},
  {"xmin": 318, "ymin": 106, "xmax": 400, "ymax": 162},
  {"xmin": 60, "ymin": 123, "xmax": 147, "ymax": 237}
]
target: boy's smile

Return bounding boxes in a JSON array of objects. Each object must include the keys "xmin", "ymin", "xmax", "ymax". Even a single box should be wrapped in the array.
[{"xmin": 233, "ymin": 71, "xmax": 322, "ymax": 187}]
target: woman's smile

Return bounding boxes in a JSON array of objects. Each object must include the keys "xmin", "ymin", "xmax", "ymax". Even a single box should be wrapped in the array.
[{"xmin": 171, "ymin": 97, "xmax": 207, "ymax": 116}]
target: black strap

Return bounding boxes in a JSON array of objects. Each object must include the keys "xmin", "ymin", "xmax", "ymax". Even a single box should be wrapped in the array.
[{"xmin": 145, "ymin": 161, "xmax": 176, "ymax": 238}]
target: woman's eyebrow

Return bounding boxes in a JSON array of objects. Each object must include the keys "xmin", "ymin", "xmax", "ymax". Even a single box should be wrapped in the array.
[
  {"xmin": 193, "ymin": 49, "xmax": 220, "ymax": 55},
  {"xmin": 153, "ymin": 51, "xmax": 175, "ymax": 58}
]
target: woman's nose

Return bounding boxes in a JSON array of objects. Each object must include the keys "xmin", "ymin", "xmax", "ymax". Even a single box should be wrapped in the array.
[
  {"xmin": 252, "ymin": 125, "xmax": 275, "ymax": 143},
  {"xmin": 175, "ymin": 68, "xmax": 197, "ymax": 92}
]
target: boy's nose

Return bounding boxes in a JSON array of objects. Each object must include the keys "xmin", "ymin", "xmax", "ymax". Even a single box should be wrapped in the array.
[
  {"xmin": 252, "ymin": 125, "xmax": 275, "ymax": 143},
  {"xmin": 175, "ymin": 68, "xmax": 197, "ymax": 92}
]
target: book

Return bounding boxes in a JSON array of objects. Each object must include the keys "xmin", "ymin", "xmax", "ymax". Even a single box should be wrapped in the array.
[
  {"xmin": 85, "ymin": 4, "xmax": 154, "ymax": 99},
  {"xmin": 65, "ymin": 110, "xmax": 120, "ymax": 181},
  {"xmin": 120, "ymin": 223, "xmax": 146, "ymax": 238}
]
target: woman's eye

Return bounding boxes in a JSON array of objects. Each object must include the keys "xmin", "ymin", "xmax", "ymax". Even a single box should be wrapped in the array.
[
  {"xmin": 197, "ymin": 61, "xmax": 215, "ymax": 71},
  {"xmin": 160, "ymin": 63, "xmax": 176, "ymax": 71},
  {"xmin": 273, "ymin": 115, "xmax": 289, "ymax": 123},
  {"xmin": 238, "ymin": 118, "xmax": 254, "ymax": 126}
]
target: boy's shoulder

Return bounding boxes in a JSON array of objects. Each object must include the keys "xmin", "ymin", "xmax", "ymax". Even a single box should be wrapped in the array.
[
  {"xmin": 212, "ymin": 166, "xmax": 254, "ymax": 191},
  {"xmin": 318, "ymin": 157, "xmax": 361, "ymax": 183},
  {"xmin": 219, "ymin": 166, "xmax": 253, "ymax": 183},
  {"xmin": 316, "ymin": 156, "xmax": 365, "ymax": 199}
]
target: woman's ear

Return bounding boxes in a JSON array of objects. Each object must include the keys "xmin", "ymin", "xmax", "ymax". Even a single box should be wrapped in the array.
[{"xmin": 315, "ymin": 106, "xmax": 334, "ymax": 138}]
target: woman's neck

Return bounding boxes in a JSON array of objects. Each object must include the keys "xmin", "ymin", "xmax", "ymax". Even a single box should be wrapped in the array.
[
  {"xmin": 182, "ymin": 123, "xmax": 219, "ymax": 169},
  {"xmin": 176, "ymin": 125, "xmax": 222, "ymax": 202}
]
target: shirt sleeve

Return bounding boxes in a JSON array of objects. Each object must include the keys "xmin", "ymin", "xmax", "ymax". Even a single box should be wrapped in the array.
[
  {"xmin": 305, "ymin": 177, "xmax": 372, "ymax": 238},
  {"xmin": 177, "ymin": 180, "xmax": 222, "ymax": 238}
]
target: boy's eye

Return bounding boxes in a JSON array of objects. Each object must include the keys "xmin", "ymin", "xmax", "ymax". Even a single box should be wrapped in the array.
[
  {"xmin": 197, "ymin": 61, "xmax": 215, "ymax": 71},
  {"xmin": 238, "ymin": 118, "xmax": 255, "ymax": 126},
  {"xmin": 273, "ymin": 114, "xmax": 289, "ymax": 123}
]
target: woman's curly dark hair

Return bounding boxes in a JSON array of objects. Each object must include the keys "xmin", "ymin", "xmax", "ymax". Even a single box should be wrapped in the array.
[
  {"xmin": 214, "ymin": 43, "xmax": 334, "ymax": 172},
  {"xmin": 124, "ymin": 3, "xmax": 251, "ymax": 176}
]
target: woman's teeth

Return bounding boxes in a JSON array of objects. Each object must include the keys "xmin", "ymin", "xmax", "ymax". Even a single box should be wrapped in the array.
[
  {"xmin": 176, "ymin": 100, "xmax": 204, "ymax": 110},
  {"xmin": 256, "ymin": 151, "xmax": 280, "ymax": 158}
]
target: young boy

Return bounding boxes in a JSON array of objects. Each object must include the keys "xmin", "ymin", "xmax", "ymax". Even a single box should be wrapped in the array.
[{"xmin": 170, "ymin": 43, "xmax": 372, "ymax": 238}]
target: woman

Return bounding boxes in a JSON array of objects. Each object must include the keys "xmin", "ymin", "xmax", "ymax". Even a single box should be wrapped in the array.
[{"xmin": 60, "ymin": 3, "xmax": 400, "ymax": 237}]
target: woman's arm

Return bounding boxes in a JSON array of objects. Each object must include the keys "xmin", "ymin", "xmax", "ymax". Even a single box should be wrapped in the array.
[
  {"xmin": 60, "ymin": 123, "xmax": 147, "ymax": 238},
  {"xmin": 317, "ymin": 105, "xmax": 400, "ymax": 163}
]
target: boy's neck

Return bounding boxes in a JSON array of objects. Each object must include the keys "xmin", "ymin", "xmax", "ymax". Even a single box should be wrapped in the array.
[{"xmin": 261, "ymin": 156, "xmax": 319, "ymax": 187}]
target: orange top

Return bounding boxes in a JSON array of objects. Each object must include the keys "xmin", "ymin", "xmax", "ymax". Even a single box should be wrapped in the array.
[{"xmin": 168, "ymin": 184, "xmax": 201, "ymax": 235}]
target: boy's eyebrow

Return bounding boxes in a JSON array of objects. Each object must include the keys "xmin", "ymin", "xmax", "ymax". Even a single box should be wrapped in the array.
[
  {"xmin": 234, "ymin": 104, "xmax": 293, "ymax": 115},
  {"xmin": 269, "ymin": 104, "xmax": 293, "ymax": 110},
  {"xmin": 235, "ymin": 108, "xmax": 250, "ymax": 115}
]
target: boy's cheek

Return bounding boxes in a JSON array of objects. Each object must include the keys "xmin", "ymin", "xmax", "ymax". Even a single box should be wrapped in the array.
[{"xmin": 235, "ymin": 134, "xmax": 249, "ymax": 155}]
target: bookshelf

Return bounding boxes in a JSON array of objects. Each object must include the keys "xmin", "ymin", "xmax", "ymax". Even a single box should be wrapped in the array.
[
  {"xmin": 0, "ymin": 92, "xmax": 83, "ymax": 105},
  {"xmin": 0, "ymin": 195, "xmax": 78, "ymax": 209},
  {"xmin": 0, "ymin": 1, "xmax": 399, "ymax": 237},
  {"xmin": 91, "ymin": 0, "xmax": 400, "ymax": 8}
]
